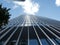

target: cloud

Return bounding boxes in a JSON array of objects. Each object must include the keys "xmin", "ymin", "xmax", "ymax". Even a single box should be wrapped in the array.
[
  {"xmin": 55, "ymin": 0, "xmax": 60, "ymax": 6},
  {"xmin": 12, "ymin": 5, "xmax": 18, "ymax": 9},
  {"xmin": 4, "ymin": 0, "xmax": 13, "ymax": 3},
  {"xmin": 4, "ymin": 0, "xmax": 40, "ymax": 15},
  {"xmin": 13, "ymin": 0, "xmax": 40, "ymax": 15}
]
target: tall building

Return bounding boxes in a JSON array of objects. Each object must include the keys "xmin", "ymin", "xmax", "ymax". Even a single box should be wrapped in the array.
[{"xmin": 0, "ymin": 15, "xmax": 60, "ymax": 45}]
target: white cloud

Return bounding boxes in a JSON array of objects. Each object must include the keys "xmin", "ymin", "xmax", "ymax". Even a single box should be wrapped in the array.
[
  {"xmin": 55, "ymin": 0, "xmax": 60, "ymax": 6},
  {"xmin": 13, "ymin": 0, "xmax": 40, "ymax": 15},
  {"xmin": 4, "ymin": 0, "xmax": 13, "ymax": 3},
  {"xmin": 12, "ymin": 5, "xmax": 18, "ymax": 9}
]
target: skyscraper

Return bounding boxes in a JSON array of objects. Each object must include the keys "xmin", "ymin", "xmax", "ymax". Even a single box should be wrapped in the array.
[{"xmin": 0, "ymin": 15, "xmax": 60, "ymax": 45}]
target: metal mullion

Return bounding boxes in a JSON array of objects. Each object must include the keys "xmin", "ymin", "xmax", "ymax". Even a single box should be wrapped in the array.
[
  {"xmin": 3, "ymin": 26, "xmax": 19, "ymax": 45},
  {"xmin": 15, "ymin": 19, "xmax": 26, "ymax": 45},
  {"xmin": 46, "ymin": 24, "xmax": 60, "ymax": 34},
  {"xmin": 32, "ymin": 16, "xmax": 56, "ymax": 45},
  {"xmin": 0, "ymin": 15, "xmax": 22, "ymax": 34},
  {"xmin": 3, "ymin": 18, "xmax": 21, "ymax": 45},
  {"xmin": 0, "ymin": 24, "xmax": 18, "ymax": 40},
  {"xmin": 0, "ymin": 18, "xmax": 19, "ymax": 34},
  {"xmin": 38, "ymin": 18, "xmax": 60, "ymax": 33},
  {"xmin": 33, "ymin": 16, "xmax": 60, "ymax": 40},
  {"xmin": 0, "ymin": 24, "xmax": 15, "ymax": 34},
  {"xmin": 0, "ymin": 18, "xmax": 19, "ymax": 40},
  {"xmin": 31, "ymin": 17, "xmax": 42, "ymax": 45},
  {"xmin": 35, "ymin": 18, "xmax": 60, "ymax": 40},
  {"xmin": 33, "ymin": 25, "xmax": 42, "ymax": 45},
  {"xmin": 50, "ymin": 24, "xmax": 60, "ymax": 31},
  {"xmin": 28, "ymin": 26, "xmax": 29, "ymax": 45},
  {"xmin": 39, "ymin": 21, "xmax": 60, "ymax": 34},
  {"xmin": 41, "ymin": 23, "xmax": 60, "ymax": 40}
]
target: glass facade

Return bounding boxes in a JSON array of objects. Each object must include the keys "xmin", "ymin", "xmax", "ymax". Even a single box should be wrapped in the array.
[{"xmin": 0, "ymin": 15, "xmax": 60, "ymax": 45}]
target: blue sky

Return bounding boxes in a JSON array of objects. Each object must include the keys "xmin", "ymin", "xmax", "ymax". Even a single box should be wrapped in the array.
[{"xmin": 0, "ymin": 0, "xmax": 60, "ymax": 21}]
